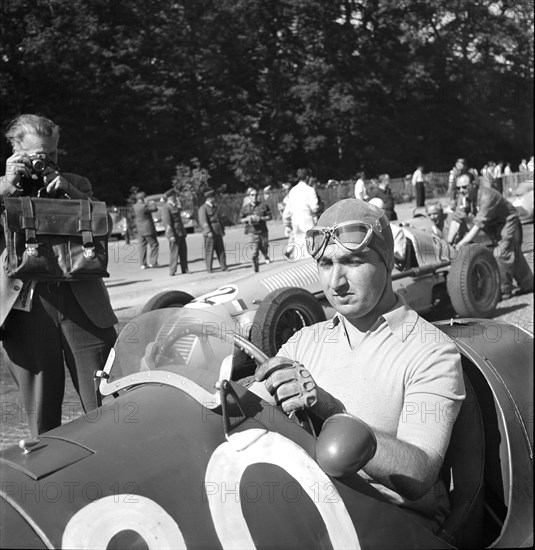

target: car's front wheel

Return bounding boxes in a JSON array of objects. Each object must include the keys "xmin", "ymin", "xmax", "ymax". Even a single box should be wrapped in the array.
[
  {"xmin": 250, "ymin": 287, "xmax": 326, "ymax": 357},
  {"xmin": 447, "ymin": 244, "xmax": 500, "ymax": 318}
]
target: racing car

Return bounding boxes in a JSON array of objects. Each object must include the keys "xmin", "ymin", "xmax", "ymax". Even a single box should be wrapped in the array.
[
  {"xmin": 141, "ymin": 217, "xmax": 501, "ymax": 357},
  {"xmin": 0, "ymin": 307, "xmax": 531, "ymax": 549}
]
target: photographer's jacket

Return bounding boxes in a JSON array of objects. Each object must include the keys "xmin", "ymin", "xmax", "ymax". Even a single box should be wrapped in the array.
[{"xmin": 0, "ymin": 173, "xmax": 118, "ymax": 329}]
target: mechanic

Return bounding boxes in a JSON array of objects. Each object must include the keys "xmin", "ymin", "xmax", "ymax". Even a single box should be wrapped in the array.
[
  {"xmin": 0, "ymin": 114, "xmax": 117, "ymax": 436},
  {"xmin": 450, "ymin": 174, "xmax": 533, "ymax": 300},
  {"xmin": 425, "ymin": 201, "xmax": 468, "ymax": 244},
  {"xmin": 252, "ymin": 198, "xmax": 466, "ymax": 533},
  {"xmin": 240, "ymin": 187, "xmax": 272, "ymax": 272}
]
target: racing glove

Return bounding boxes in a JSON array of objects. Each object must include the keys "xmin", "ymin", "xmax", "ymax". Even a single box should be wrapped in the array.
[{"xmin": 255, "ymin": 356, "xmax": 317, "ymax": 415}]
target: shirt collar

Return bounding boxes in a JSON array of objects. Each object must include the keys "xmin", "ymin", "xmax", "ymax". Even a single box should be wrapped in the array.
[{"xmin": 330, "ymin": 293, "xmax": 419, "ymax": 344}]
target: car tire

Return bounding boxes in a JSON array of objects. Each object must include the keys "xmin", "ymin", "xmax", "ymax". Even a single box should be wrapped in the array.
[
  {"xmin": 140, "ymin": 290, "xmax": 194, "ymax": 313},
  {"xmin": 250, "ymin": 287, "xmax": 326, "ymax": 357},
  {"xmin": 447, "ymin": 244, "xmax": 500, "ymax": 318}
]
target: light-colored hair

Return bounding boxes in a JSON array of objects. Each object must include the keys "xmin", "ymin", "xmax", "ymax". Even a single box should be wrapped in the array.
[{"xmin": 5, "ymin": 114, "xmax": 60, "ymax": 147}]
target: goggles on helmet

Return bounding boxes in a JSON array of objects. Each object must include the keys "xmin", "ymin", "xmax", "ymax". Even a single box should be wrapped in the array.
[{"xmin": 305, "ymin": 220, "xmax": 383, "ymax": 259}]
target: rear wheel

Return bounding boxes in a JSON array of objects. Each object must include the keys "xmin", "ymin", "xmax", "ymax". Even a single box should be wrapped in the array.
[
  {"xmin": 447, "ymin": 244, "xmax": 500, "ymax": 318},
  {"xmin": 250, "ymin": 287, "xmax": 326, "ymax": 357},
  {"xmin": 141, "ymin": 291, "xmax": 194, "ymax": 313}
]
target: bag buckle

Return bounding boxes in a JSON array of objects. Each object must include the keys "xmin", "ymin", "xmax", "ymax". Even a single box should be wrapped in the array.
[
  {"xmin": 25, "ymin": 242, "xmax": 39, "ymax": 257},
  {"xmin": 83, "ymin": 245, "xmax": 96, "ymax": 259}
]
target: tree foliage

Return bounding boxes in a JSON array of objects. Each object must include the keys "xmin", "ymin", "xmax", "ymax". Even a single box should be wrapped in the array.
[{"xmin": 1, "ymin": 0, "xmax": 532, "ymax": 203}]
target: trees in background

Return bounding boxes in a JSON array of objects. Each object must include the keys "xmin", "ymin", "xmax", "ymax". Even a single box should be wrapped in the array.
[{"xmin": 0, "ymin": 0, "xmax": 532, "ymax": 203}]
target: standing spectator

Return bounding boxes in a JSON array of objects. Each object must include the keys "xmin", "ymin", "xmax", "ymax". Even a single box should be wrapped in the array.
[
  {"xmin": 282, "ymin": 168, "xmax": 319, "ymax": 259},
  {"xmin": 161, "ymin": 189, "xmax": 189, "ymax": 276},
  {"xmin": 528, "ymin": 156, "xmax": 534, "ymax": 174},
  {"xmin": 0, "ymin": 114, "xmax": 117, "ymax": 437},
  {"xmin": 518, "ymin": 159, "xmax": 528, "ymax": 173},
  {"xmin": 451, "ymin": 175, "xmax": 533, "ymax": 300},
  {"xmin": 263, "ymin": 185, "xmax": 271, "ymax": 202},
  {"xmin": 240, "ymin": 187, "xmax": 273, "ymax": 271},
  {"xmin": 481, "ymin": 161, "xmax": 495, "ymax": 189},
  {"xmin": 278, "ymin": 182, "xmax": 295, "ymax": 258},
  {"xmin": 411, "ymin": 164, "xmax": 426, "ymax": 207},
  {"xmin": 133, "ymin": 191, "xmax": 159, "ymax": 269},
  {"xmin": 492, "ymin": 161, "xmax": 504, "ymax": 194},
  {"xmin": 354, "ymin": 171, "xmax": 367, "ymax": 201},
  {"xmin": 504, "ymin": 163, "xmax": 512, "ymax": 176},
  {"xmin": 368, "ymin": 174, "xmax": 397, "ymax": 220},
  {"xmin": 198, "ymin": 190, "xmax": 228, "ymax": 273}
]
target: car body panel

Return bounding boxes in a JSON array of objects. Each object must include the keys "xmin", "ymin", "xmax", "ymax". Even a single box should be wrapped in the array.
[{"xmin": 436, "ymin": 319, "xmax": 533, "ymax": 548}]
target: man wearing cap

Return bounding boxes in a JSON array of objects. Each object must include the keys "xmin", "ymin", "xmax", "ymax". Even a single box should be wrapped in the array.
[
  {"xmin": 133, "ymin": 191, "xmax": 159, "ymax": 269},
  {"xmin": 253, "ymin": 198, "xmax": 466, "ymax": 533},
  {"xmin": 198, "ymin": 189, "xmax": 228, "ymax": 273}
]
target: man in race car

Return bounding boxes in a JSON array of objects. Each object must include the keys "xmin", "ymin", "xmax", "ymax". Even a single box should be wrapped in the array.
[{"xmin": 252, "ymin": 198, "xmax": 466, "ymax": 533}]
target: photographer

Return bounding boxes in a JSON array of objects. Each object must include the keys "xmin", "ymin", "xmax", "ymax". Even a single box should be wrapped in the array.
[{"xmin": 0, "ymin": 114, "xmax": 117, "ymax": 437}]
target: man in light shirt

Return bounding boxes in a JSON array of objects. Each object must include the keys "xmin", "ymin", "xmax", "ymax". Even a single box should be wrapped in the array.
[
  {"xmin": 282, "ymin": 168, "xmax": 319, "ymax": 259},
  {"xmin": 253, "ymin": 199, "xmax": 465, "ymax": 533}
]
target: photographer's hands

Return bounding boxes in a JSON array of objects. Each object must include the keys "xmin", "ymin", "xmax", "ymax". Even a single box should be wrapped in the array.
[{"xmin": 1, "ymin": 152, "xmax": 31, "ymax": 195}]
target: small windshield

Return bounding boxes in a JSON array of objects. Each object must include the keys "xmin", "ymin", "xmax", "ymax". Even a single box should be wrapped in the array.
[{"xmin": 100, "ymin": 308, "xmax": 238, "ymax": 401}]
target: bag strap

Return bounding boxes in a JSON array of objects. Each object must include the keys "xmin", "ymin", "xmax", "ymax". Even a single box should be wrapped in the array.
[
  {"xmin": 19, "ymin": 196, "xmax": 40, "ymax": 256},
  {"xmin": 78, "ymin": 200, "xmax": 97, "ymax": 259}
]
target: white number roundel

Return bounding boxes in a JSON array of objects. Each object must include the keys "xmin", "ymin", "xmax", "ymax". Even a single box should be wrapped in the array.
[{"xmin": 62, "ymin": 494, "xmax": 185, "ymax": 549}]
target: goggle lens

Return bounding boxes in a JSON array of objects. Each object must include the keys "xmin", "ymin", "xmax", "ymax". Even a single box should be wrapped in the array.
[{"xmin": 306, "ymin": 222, "xmax": 377, "ymax": 258}]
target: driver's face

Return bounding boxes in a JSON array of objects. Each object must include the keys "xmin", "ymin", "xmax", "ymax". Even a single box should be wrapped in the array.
[{"xmin": 317, "ymin": 245, "xmax": 388, "ymax": 321}]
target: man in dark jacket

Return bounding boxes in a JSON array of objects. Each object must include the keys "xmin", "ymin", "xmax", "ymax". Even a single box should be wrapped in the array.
[
  {"xmin": 161, "ymin": 190, "xmax": 189, "ymax": 276},
  {"xmin": 198, "ymin": 190, "xmax": 228, "ymax": 273},
  {"xmin": 240, "ymin": 187, "xmax": 272, "ymax": 271},
  {"xmin": 452, "ymin": 174, "xmax": 533, "ymax": 300},
  {"xmin": 0, "ymin": 114, "xmax": 117, "ymax": 437},
  {"xmin": 368, "ymin": 174, "xmax": 397, "ymax": 221},
  {"xmin": 133, "ymin": 191, "xmax": 159, "ymax": 269}
]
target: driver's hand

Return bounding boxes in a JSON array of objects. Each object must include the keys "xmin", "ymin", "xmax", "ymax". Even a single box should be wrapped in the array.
[{"xmin": 255, "ymin": 356, "xmax": 317, "ymax": 415}]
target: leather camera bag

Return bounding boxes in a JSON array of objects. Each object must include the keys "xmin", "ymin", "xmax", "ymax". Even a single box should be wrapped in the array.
[{"xmin": 1, "ymin": 196, "xmax": 110, "ymax": 281}]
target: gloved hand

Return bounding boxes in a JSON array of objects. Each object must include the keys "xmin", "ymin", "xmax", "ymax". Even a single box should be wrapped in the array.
[{"xmin": 255, "ymin": 356, "xmax": 317, "ymax": 415}]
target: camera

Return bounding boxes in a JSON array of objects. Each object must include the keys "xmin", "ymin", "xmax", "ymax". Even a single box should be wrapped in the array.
[
  {"xmin": 17, "ymin": 154, "xmax": 50, "ymax": 196},
  {"xmin": 29, "ymin": 153, "xmax": 48, "ymax": 175}
]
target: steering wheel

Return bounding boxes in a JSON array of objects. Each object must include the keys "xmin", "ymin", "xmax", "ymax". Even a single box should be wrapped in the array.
[{"xmin": 233, "ymin": 333, "xmax": 316, "ymax": 436}]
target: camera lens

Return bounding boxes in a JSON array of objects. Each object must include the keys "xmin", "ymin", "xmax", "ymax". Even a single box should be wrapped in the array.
[{"xmin": 31, "ymin": 158, "xmax": 46, "ymax": 173}]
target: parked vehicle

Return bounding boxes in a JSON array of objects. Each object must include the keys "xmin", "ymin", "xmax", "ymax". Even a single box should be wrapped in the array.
[
  {"xmin": 0, "ymin": 307, "xmax": 531, "ymax": 549},
  {"xmin": 107, "ymin": 207, "xmax": 128, "ymax": 240}
]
